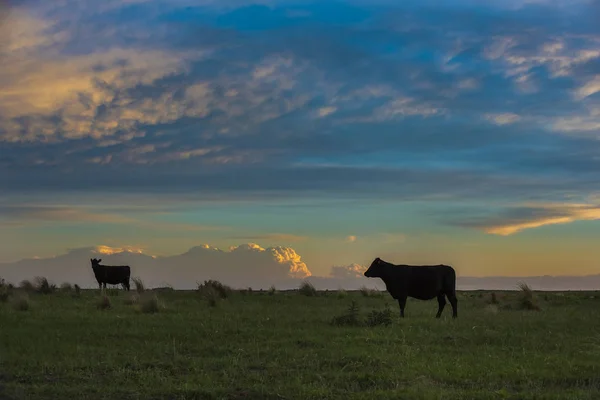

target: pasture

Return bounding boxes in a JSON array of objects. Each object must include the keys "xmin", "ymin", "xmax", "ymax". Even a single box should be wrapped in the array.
[{"xmin": 1, "ymin": 284, "xmax": 600, "ymax": 400}]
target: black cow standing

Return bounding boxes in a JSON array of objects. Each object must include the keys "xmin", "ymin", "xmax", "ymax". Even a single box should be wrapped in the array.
[
  {"xmin": 364, "ymin": 257, "xmax": 458, "ymax": 318},
  {"xmin": 90, "ymin": 258, "xmax": 131, "ymax": 291}
]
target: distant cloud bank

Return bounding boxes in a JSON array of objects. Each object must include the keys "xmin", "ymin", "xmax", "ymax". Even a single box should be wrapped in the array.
[{"xmin": 1, "ymin": 245, "xmax": 599, "ymax": 291}]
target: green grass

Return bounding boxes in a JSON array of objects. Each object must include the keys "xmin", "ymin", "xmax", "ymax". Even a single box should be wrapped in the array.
[{"xmin": 1, "ymin": 289, "xmax": 600, "ymax": 399}]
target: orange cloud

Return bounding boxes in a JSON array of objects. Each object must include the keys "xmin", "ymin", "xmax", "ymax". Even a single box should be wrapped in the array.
[{"xmin": 484, "ymin": 203, "xmax": 600, "ymax": 236}]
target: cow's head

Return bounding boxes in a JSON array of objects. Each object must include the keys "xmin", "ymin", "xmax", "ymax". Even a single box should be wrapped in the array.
[
  {"xmin": 90, "ymin": 258, "xmax": 102, "ymax": 267},
  {"xmin": 364, "ymin": 257, "xmax": 384, "ymax": 278}
]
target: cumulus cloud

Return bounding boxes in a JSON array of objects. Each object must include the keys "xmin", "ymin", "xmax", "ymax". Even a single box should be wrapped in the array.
[
  {"xmin": 329, "ymin": 263, "xmax": 366, "ymax": 279},
  {"xmin": 0, "ymin": 243, "xmax": 311, "ymax": 289}
]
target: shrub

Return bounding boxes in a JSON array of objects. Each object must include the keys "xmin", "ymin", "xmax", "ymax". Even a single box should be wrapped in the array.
[
  {"xmin": 73, "ymin": 284, "xmax": 82, "ymax": 298},
  {"xmin": 97, "ymin": 295, "xmax": 112, "ymax": 310},
  {"xmin": 366, "ymin": 304, "xmax": 394, "ymax": 327},
  {"xmin": 132, "ymin": 277, "xmax": 145, "ymax": 293},
  {"xmin": 197, "ymin": 280, "xmax": 232, "ymax": 299},
  {"xmin": 298, "ymin": 280, "xmax": 317, "ymax": 297},
  {"xmin": 517, "ymin": 282, "xmax": 540, "ymax": 311},
  {"xmin": 11, "ymin": 293, "xmax": 30, "ymax": 311},
  {"xmin": 19, "ymin": 279, "xmax": 35, "ymax": 292},
  {"xmin": 34, "ymin": 277, "xmax": 56, "ymax": 294},
  {"xmin": 60, "ymin": 282, "xmax": 73, "ymax": 292},
  {"xmin": 0, "ymin": 287, "xmax": 10, "ymax": 303},
  {"xmin": 360, "ymin": 286, "xmax": 381, "ymax": 298},
  {"xmin": 124, "ymin": 294, "xmax": 139, "ymax": 305},
  {"xmin": 268, "ymin": 285, "xmax": 276, "ymax": 296},
  {"xmin": 331, "ymin": 300, "xmax": 362, "ymax": 327},
  {"xmin": 489, "ymin": 292, "xmax": 499, "ymax": 305},
  {"xmin": 337, "ymin": 289, "xmax": 348, "ymax": 299},
  {"xmin": 139, "ymin": 293, "xmax": 162, "ymax": 314}
]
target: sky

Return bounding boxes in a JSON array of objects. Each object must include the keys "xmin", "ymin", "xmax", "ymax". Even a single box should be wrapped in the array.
[{"xmin": 1, "ymin": 0, "xmax": 600, "ymax": 283}]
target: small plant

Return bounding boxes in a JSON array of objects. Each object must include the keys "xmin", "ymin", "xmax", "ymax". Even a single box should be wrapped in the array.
[
  {"xmin": 11, "ymin": 293, "xmax": 30, "ymax": 311},
  {"xmin": 366, "ymin": 304, "xmax": 394, "ymax": 327},
  {"xmin": 34, "ymin": 276, "xmax": 56, "ymax": 294},
  {"xmin": 336, "ymin": 289, "xmax": 348, "ymax": 299},
  {"xmin": 517, "ymin": 282, "xmax": 540, "ymax": 311},
  {"xmin": 97, "ymin": 295, "xmax": 112, "ymax": 310},
  {"xmin": 331, "ymin": 300, "xmax": 362, "ymax": 326},
  {"xmin": 197, "ymin": 280, "xmax": 232, "ymax": 299},
  {"xmin": 489, "ymin": 292, "xmax": 499, "ymax": 305},
  {"xmin": 268, "ymin": 285, "xmax": 276, "ymax": 296},
  {"xmin": 0, "ymin": 287, "xmax": 10, "ymax": 303},
  {"xmin": 206, "ymin": 291, "xmax": 218, "ymax": 307},
  {"xmin": 298, "ymin": 280, "xmax": 317, "ymax": 297},
  {"xmin": 360, "ymin": 286, "xmax": 381, "ymax": 298},
  {"xmin": 132, "ymin": 277, "xmax": 145, "ymax": 293},
  {"xmin": 73, "ymin": 284, "xmax": 82, "ymax": 298},
  {"xmin": 60, "ymin": 282, "xmax": 73, "ymax": 292},
  {"xmin": 19, "ymin": 279, "xmax": 35, "ymax": 292},
  {"xmin": 124, "ymin": 294, "xmax": 139, "ymax": 305},
  {"xmin": 139, "ymin": 293, "xmax": 162, "ymax": 313}
]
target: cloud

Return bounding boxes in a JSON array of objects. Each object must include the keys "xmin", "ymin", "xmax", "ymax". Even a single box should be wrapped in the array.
[
  {"xmin": 2, "ymin": 0, "xmax": 600, "ymax": 233},
  {"xmin": 316, "ymin": 106, "xmax": 337, "ymax": 117},
  {"xmin": 228, "ymin": 233, "xmax": 307, "ymax": 242},
  {"xmin": 0, "ymin": 243, "xmax": 311, "ymax": 289},
  {"xmin": 484, "ymin": 113, "xmax": 521, "ymax": 125},
  {"xmin": 329, "ymin": 263, "xmax": 366, "ymax": 279},
  {"xmin": 346, "ymin": 235, "xmax": 357, "ymax": 243},
  {"xmin": 453, "ymin": 202, "xmax": 600, "ymax": 235}
]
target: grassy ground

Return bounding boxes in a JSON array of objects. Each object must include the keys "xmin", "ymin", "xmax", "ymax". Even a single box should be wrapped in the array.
[{"xmin": 1, "ymin": 287, "xmax": 600, "ymax": 399}]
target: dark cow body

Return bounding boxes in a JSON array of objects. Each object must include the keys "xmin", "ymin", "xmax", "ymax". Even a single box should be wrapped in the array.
[
  {"xmin": 364, "ymin": 258, "xmax": 458, "ymax": 318},
  {"xmin": 90, "ymin": 258, "xmax": 131, "ymax": 291}
]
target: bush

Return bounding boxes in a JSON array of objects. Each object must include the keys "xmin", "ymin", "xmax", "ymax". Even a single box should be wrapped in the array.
[
  {"xmin": 336, "ymin": 289, "xmax": 348, "ymax": 299},
  {"xmin": 11, "ymin": 293, "xmax": 30, "ymax": 311},
  {"xmin": 73, "ymin": 284, "xmax": 82, "ymax": 298},
  {"xmin": 132, "ymin": 277, "xmax": 145, "ymax": 293},
  {"xmin": 0, "ymin": 286, "xmax": 10, "ymax": 303},
  {"xmin": 60, "ymin": 282, "xmax": 73, "ymax": 292},
  {"xmin": 360, "ymin": 286, "xmax": 381, "ymax": 298},
  {"xmin": 34, "ymin": 277, "xmax": 56, "ymax": 294},
  {"xmin": 124, "ymin": 294, "xmax": 139, "ymax": 305},
  {"xmin": 489, "ymin": 292, "xmax": 499, "ymax": 305},
  {"xmin": 19, "ymin": 279, "xmax": 35, "ymax": 292},
  {"xmin": 197, "ymin": 280, "xmax": 232, "ymax": 299},
  {"xmin": 366, "ymin": 304, "xmax": 394, "ymax": 327},
  {"xmin": 139, "ymin": 293, "xmax": 162, "ymax": 314},
  {"xmin": 298, "ymin": 280, "xmax": 317, "ymax": 297},
  {"xmin": 97, "ymin": 295, "xmax": 112, "ymax": 310},
  {"xmin": 517, "ymin": 282, "xmax": 541, "ymax": 311},
  {"xmin": 331, "ymin": 300, "xmax": 362, "ymax": 327},
  {"xmin": 268, "ymin": 285, "xmax": 276, "ymax": 296}
]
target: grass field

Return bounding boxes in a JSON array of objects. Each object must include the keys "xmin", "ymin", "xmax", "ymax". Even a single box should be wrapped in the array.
[{"xmin": 1, "ymin": 283, "xmax": 600, "ymax": 400}]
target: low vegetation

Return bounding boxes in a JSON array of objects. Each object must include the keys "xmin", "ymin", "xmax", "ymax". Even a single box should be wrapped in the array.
[
  {"xmin": 96, "ymin": 294, "xmax": 111, "ymax": 310},
  {"xmin": 298, "ymin": 280, "xmax": 317, "ymax": 296},
  {"xmin": 517, "ymin": 282, "xmax": 541, "ymax": 311},
  {"xmin": 1, "ymin": 287, "xmax": 599, "ymax": 399},
  {"xmin": 132, "ymin": 277, "xmax": 145, "ymax": 293},
  {"xmin": 10, "ymin": 292, "xmax": 30, "ymax": 311},
  {"xmin": 138, "ymin": 293, "xmax": 162, "ymax": 314},
  {"xmin": 197, "ymin": 279, "xmax": 232, "ymax": 300}
]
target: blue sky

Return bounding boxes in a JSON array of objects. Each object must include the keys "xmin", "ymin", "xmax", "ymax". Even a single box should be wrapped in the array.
[{"xmin": 1, "ymin": 0, "xmax": 600, "ymax": 278}]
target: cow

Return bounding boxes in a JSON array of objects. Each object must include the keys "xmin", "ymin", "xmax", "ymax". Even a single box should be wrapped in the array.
[
  {"xmin": 90, "ymin": 258, "xmax": 131, "ymax": 291},
  {"xmin": 363, "ymin": 257, "xmax": 458, "ymax": 318}
]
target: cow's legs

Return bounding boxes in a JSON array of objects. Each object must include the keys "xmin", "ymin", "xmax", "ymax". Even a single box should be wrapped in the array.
[
  {"xmin": 124, "ymin": 280, "xmax": 130, "ymax": 291},
  {"xmin": 435, "ymin": 294, "xmax": 446, "ymax": 318},
  {"xmin": 397, "ymin": 296, "xmax": 407, "ymax": 318},
  {"xmin": 448, "ymin": 292, "xmax": 458, "ymax": 318}
]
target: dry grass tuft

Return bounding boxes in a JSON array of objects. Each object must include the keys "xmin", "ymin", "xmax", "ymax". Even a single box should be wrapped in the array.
[{"xmin": 97, "ymin": 295, "xmax": 112, "ymax": 310}]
